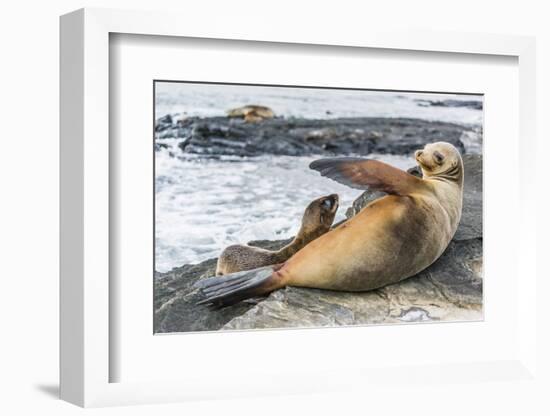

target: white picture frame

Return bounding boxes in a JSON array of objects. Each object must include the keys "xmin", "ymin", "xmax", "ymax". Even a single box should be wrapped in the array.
[{"xmin": 60, "ymin": 7, "xmax": 538, "ymax": 407}]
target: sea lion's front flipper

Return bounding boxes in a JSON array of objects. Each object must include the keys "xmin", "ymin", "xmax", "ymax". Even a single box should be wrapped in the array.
[
  {"xmin": 194, "ymin": 265, "xmax": 282, "ymax": 307},
  {"xmin": 309, "ymin": 157, "xmax": 426, "ymax": 195}
]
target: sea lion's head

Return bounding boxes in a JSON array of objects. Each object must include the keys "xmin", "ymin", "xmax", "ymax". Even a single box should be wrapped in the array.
[
  {"xmin": 414, "ymin": 142, "xmax": 463, "ymax": 183},
  {"xmin": 301, "ymin": 194, "xmax": 339, "ymax": 236}
]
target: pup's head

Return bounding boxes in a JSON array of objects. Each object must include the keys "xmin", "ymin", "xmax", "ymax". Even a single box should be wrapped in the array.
[{"xmin": 302, "ymin": 194, "xmax": 339, "ymax": 235}]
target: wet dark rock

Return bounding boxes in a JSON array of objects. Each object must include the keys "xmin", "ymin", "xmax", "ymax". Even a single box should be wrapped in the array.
[
  {"xmin": 455, "ymin": 154, "xmax": 483, "ymax": 240},
  {"xmin": 155, "ymin": 114, "xmax": 173, "ymax": 132},
  {"xmin": 155, "ymin": 142, "xmax": 169, "ymax": 151},
  {"xmin": 415, "ymin": 99, "xmax": 483, "ymax": 110},
  {"xmin": 154, "ymin": 257, "xmax": 255, "ymax": 333},
  {"xmin": 155, "ymin": 115, "xmax": 474, "ymax": 157}
]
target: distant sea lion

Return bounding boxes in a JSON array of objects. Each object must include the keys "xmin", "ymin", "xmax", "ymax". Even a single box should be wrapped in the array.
[
  {"xmin": 196, "ymin": 142, "xmax": 463, "ymax": 307},
  {"xmin": 216, "ymin": 194, "xmax": 339, "ymax": 276},
  {"xmin": 226, "ymin": 105, "xmax": 275, "ymax": 123}
]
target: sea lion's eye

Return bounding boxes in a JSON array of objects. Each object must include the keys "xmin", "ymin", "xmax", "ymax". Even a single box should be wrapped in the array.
[
  {"xmin": 433, "ymin": 151, "xmax": 444, "ymax": 164},
  {"xmin": 322, "ymin": 199, "xmax": 332, "ymax": 209}
]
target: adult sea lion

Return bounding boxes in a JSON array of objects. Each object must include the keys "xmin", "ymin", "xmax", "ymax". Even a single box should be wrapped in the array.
[
  {"xmin": 216, "ymin": 194, "xmax": 339, "ymax": 275},
  {"xmin": 195, "ymin": 142, "xmax": 463, "ymax": 307},
  {"xmin": 227, "ymin": 105, "xmax": 275, "ymax": 123}
]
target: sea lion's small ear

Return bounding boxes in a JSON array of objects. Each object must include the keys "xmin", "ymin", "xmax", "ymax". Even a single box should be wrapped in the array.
[{"xmin": 310, "ymin": 158, "xmax": 427, "ymax": 195}]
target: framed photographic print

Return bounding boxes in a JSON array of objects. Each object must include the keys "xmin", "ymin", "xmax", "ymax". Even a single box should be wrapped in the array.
[
  {"xmin": 153, "ymin": 81, "xmax": 484, "ymax": 334},
  {"xmin": 60, "ymin": 8, "xmax": 539, "ymax": 408}
]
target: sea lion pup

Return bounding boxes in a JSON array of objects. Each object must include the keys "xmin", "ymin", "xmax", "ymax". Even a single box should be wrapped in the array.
[
  {"xmin": 195, "ymin": 142, "xmax": 463, "ymax": 307},
  {"xmin": 216, "ymin": 194, "xmax": 339, "ymax": 276},
  {"xmin": 226, "ymin": 105, "xmax": 275, "ymax": 123}
]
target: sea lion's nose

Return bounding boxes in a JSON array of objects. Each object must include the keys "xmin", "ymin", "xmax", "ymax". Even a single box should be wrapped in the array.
[{"xmin": 415, "ymin": 150, "xmax": 423, "ymax": 158}]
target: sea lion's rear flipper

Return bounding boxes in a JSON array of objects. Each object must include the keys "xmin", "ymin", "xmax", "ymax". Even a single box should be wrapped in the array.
[
  {"xmin": 309, "ymin": 157, "xmax": 426, "ymax": 195},
  {"xmin": 194, "ymin": 266, "xmax": 280, "ymax": 307}
]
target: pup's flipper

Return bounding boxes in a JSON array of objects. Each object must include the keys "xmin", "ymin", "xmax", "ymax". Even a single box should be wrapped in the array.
[
  {"xmin": 310, "ymin": 157, "xmax": 427, "ymax": 195},
  {"xmin": 194, "ymin": 266, "xmax": 280, "ymax": 307}
]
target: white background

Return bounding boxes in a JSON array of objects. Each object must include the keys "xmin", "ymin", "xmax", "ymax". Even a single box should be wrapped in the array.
[{"xmin": 1, "ymin": 1, "xmax": 549, "ymax": 415}]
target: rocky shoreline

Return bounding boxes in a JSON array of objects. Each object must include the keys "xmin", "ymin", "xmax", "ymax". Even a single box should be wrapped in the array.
[
  {"xmin": 154, "ymin": 152, "xmax": 483, "ymax": 333},
  {"xmin": 155, "ymin": 115, "xmax": 480, "ymax": 157}
]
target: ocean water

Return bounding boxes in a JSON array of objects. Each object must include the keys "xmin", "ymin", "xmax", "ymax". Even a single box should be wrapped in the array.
[
  {"xmin": 155, "ymin": 84, "xmax": 483, "ymax": 272},
  {"xmin": 155, "ymin": 82, "xmax": 483, "ymax": 125}
]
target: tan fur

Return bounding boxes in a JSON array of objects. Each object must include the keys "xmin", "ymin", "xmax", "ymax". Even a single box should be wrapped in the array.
[
  {"xmin": 226, "ymin": 105, "xmax": 275, "ymax": 123},
  {"xmin": 216, "ymin": 194, "xmax": 339, "ymax": 275},
  {"xmin": 271, "ymin": 142, "xmax": 464, "ymax": 292}
]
